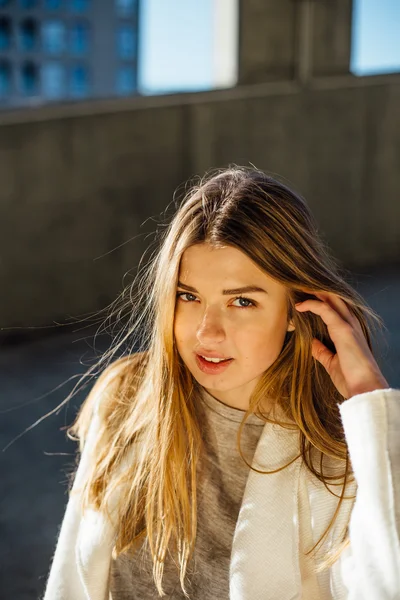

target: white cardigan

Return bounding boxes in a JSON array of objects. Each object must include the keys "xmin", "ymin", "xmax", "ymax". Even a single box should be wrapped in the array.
[{"xmin": 43, "ymin": 388, "xmax": 400, "ymax": 600}]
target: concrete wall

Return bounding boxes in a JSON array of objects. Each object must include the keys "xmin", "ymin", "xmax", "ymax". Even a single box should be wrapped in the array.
[
  {"xmin": 0, "ymin": 101, "xmax": 188, "ymax": 328},
  {"xmin": 0, "ymin": 0, "xmax": 399, "ymax": 330}
]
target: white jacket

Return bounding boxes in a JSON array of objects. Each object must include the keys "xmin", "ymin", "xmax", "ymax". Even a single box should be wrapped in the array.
[{"xmin": 43, "ymin": 388, "xmax": 400, "ymax": 599}]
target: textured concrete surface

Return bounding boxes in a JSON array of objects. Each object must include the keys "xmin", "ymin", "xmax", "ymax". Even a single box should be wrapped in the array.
[
  {"xmin": 238, "ymin": 0, "xmax": 353, "ymax": 83},
  {"xmin": 0, "ymin": 264, "xmax": 399, "ymax": 600}
]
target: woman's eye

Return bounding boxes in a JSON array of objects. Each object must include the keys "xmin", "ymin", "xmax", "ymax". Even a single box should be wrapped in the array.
[
  {"xmin": 232, "ymin": 297, "xmax": 256, "ymax": 308},
  {"xmin": 176, "ymin": 292, "xmax": 255, "ymax": 309},
  {"xmin": 176, "ymin": 292, "xmax": 197, "ymax": 302}
]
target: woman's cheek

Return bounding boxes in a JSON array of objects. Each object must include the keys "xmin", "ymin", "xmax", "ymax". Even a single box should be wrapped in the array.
[{"xmin": 174, "ymin": 313, "xmax": 191, "ymax": 343}]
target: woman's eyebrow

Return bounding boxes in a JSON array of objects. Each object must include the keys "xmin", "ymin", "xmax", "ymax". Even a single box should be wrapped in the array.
[{"xmin": 177, "ymin": 281, "xmax": 268, "ymax": 295}]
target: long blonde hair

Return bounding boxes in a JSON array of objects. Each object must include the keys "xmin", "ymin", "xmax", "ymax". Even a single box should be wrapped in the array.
[{"xmin": 65, "ymin": 165, "xmax": 385, "ymax": 597}]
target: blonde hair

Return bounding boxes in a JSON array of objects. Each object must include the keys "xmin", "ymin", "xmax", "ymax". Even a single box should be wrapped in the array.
[{"xmin": 63, "ymin": 165, "xmax": 385, "ymax": 597}]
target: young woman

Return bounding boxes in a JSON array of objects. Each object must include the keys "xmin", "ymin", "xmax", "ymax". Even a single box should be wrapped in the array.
[{"xmin": 43, "ymin": 166, "xmax": 400, "ymax": 600}]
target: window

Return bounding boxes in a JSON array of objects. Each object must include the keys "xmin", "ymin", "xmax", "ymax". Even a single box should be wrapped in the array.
[
  {"xmin": 117, "ymin": 24, "xmax": 135, "ymax": 59},
  {"xmin": 116, "ymin": 0, "xmax": 136, "ymax": 18},
  {"xmin": 116, "ymin": 66, "xmax": 135, "ymax": 95},
  {"xmin": 42, "ymin": 21, "xmax": 65, "ymax": 54},
  {"xmin": 68, "ymin": 0, "xmax": 90, "ymax": 12},
  {"xmin": 70, "ymin": 21, "xmax": 89, "ymax": 55},
  {"xmin": 19, "ymin": 18, "xmax": 39, "ymax": 51},
  {"xmin": 0, "ymin": 17, "xmax": 11, "ymax": 51},
  {"xmin": 0, "ymin": 60, "xmax": 12, "ymax": 97},
  {"xmin": 21, "ymin": 60, "xmax": 39, "ymax": 95},
  {"xmin": 19, "ymin": 0, "xmax": 38, "ymax": 7},
  {"xmin": 42, "ymin": 62, "xmax": 66, "ymax": 98},
  {"xmin": 69, "ymin": 64, "xmax": 89, "ymax": 97},
  {"xmin": 45, "ymin": 0, "xmax": 63, "ymax": 9}
]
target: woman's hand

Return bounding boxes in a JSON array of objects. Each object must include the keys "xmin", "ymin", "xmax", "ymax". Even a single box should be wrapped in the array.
[{"xmin": 294, "ymin": 291, "xmax": 389, "ymax": 400}]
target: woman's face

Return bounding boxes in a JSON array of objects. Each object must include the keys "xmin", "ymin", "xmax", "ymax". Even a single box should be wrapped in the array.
[{"xmin": 173, "ymin": 243, "xmax": 295, "ymax": 411}]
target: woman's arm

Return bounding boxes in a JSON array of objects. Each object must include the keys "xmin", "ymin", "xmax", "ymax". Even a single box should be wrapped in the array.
[
  {"xmin": 42, "ymin": 399, "xmax": 103, "ymax": 600},
  {"xmin": 42, "ymin": 357, "xmax": 134, "ymax": 600},
  {"xmin": 338, "ymin": 388, "xmax": 400, "ymax": 599}
]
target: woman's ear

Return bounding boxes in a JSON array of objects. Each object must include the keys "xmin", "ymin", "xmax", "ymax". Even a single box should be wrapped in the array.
[{"xmin": 286, "ymin": 302, "xmax": 295, "ymax": 333}]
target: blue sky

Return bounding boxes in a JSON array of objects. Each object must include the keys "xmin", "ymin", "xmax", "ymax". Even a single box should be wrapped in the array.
[
  {"xmin": 138, "ymin": 0, "xmax": 400, "ymax": 95},
  {"xmin": 351, "ymin": 0, "xmax": 400, "ymax": 75},
  {"xmin": 138, "ymin": 0, "xmax": 213, "ymax": 94}
]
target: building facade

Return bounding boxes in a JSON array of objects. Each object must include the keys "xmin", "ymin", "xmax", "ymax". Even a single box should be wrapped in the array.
[{"xmin": 0, "ymin": 0, "xmax": 139, "ymax": 108}]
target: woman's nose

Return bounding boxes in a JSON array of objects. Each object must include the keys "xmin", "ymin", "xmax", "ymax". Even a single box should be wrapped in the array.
[{"xmin": 196, "ymin": 314, "xmax": 225, "ymax": 343}]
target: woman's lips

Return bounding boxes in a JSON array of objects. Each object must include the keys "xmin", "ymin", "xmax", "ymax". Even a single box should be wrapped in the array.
[{"xmin": 195, "ymin": 353, "xmax": 234, "ymax": 374}]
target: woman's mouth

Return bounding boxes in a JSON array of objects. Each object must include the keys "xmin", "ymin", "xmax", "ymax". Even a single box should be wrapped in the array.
[{"xmin": 195, "ymin": 354, "xmax": 234, "ymax": 374}]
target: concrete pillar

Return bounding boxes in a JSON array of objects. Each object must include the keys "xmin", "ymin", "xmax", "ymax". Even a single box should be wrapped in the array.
[
  {"xmin": 238, "ymin": 0, "xmax": 297, "ymax": 84},
  {"xmin": 211, "ymin": 0, "xmax": 239, "ymax": 88},
  {"xmin": 311, "ymin": 0, "xmax": 354, "ymax": 76},
  {"xmin": 237, "ymin": 0, "xmax": 354, "ymax": 85}
]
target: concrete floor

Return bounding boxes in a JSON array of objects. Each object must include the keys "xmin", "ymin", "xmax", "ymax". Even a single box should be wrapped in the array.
[{"xmin": 0, "ymin": 264, "xmax": 399, "ymax": 600}]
